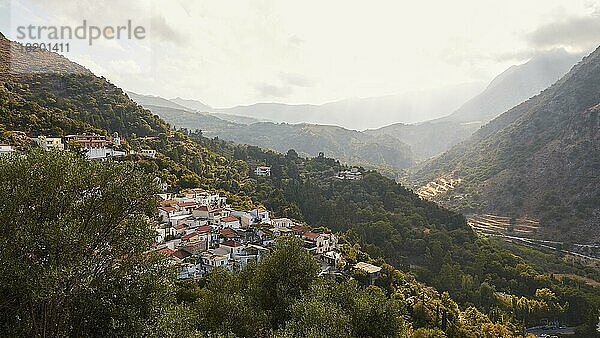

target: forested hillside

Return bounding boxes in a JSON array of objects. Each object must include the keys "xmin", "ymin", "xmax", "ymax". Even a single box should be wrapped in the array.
[
  {"xmin": 202, "ymin": 122, "xmax": 414, "ymax": 169},
  {"xmin": 0, "ymin": 150, "xmax": 528, "ymax": 337},
  {"xmin": 2, "ymin": 33, "xmax": 600, "ymax": 336},
  {"xmin": 413, "ymin": 46, "xmax": 600, "ymax": 244},
  {"xmin": 128, "ymin": 93, "xmax": 414, "ymax": 174}
]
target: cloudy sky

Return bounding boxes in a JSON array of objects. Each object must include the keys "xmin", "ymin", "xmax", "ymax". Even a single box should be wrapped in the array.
[{"xmin": 1, "ymin": 0, "xmax": 600, "ymax": 107}]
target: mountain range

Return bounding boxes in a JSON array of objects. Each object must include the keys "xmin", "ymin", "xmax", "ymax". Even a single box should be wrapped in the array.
[
  {"xmin": 412, "ymin": 47, "xmax": 600, "ymax": 243},
  {"xmin": 364, "ymin": 49, "xmax": 584, "ymax": 160},
  {"xmin": 3, "ymin": 31, "xmax": 600, "ymax": 335},
  {"xmin": 127, "ymin": 94, "xmax": 415, "ymax": 174},
  {"xmin": 135, "ymin": 46, "xmax": 598, "ymax": 244},
  {"xmin": 127, "ymin": 49, "xmax": 583, "ymax": 174},
  {"xmin": 212, "ymin": 83, "xmax": 486, "ymax": 130}
]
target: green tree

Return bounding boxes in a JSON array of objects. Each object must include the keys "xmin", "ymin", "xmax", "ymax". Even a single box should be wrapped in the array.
[
  {"xmin": 0, "ymin": 150, "xmax": 180, "ymax": 337},
  {"xmin": 248, "ymin": 236, "xmax": 320, "ymax": 328}
]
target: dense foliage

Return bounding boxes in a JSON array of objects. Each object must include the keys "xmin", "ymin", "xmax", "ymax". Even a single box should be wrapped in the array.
[
  {"xmin": 0, "ymin": 151, "xmax": 179, "ymax": 337},
  {"xmin": 179, "ymin": 237, "xmax": 525, "ymax": 337},
  {"xmin": 1, "ymin": 33, "xmax": 600, "ymax": 336},
  {"xmin": 0, "ymin": 151, "xmax": 521, "ymax": 337}
]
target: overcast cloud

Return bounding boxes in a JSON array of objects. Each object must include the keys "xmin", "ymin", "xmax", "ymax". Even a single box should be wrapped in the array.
[
  {"xmin": 1, "ymin": 0, "xmax": 599, "ymax": 107},
  {"xmin": 527, "ymin": 13, "xmax": 600, "ymax": 51}
]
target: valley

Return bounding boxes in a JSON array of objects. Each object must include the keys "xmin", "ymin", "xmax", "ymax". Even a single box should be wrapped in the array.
[{"xmin": 1, "ymin": 2, "xmax": 600, "ymax": 335}]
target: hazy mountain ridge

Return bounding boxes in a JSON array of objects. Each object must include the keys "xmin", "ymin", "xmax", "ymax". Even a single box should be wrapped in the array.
[
  {"xmin": 365, "ymin": 50, "xmax": 584, "ymax": 160},
  {"xmin": 364, "ymin": 121, "xmax": 479, "ymax": 160},
  {"xmin": 137, "ymin": 103, "xmax": 241, "ymax": 133},
  {"xmin": 212, "ymin": 83, "xmax": 485, "ymax": 130},
  {"xmin": 125, "ymin": 91, "xmax": 191, "ymax": 111},
  {"xmin": 412, "ymin": 47, "xmax": 600, "ymax": 243},
  {"xmin": 130, "ymin": 50, "xmax": 583, "ymax": 170},
  {"xmin": 171, "ymin": 97, "xmax": 213, "ymax": 112},
  {"xmin": 126, "ymin": 50, "xmax": 583, "ymax": 167},
  {"xmin": 203, "ymin": 122, "xmax": 415, "ymax": 169},
  {"xmin": 126, "ymin": 92, "xmax": 416, "ymax": 172},
  {"xmin": 440, "ymin": 49, "xmax": 585, "ymax": 124}
]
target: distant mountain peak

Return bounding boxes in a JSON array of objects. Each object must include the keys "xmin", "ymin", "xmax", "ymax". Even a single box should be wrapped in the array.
[
  {"xmin": 414, "ymin": 45, "xmax": 600, "ymax": 243},
  {"xmin": 170, "ymin": 97, "xmax": 213, "ymax": 112},
  {"xmin": 440, "ymin": 49, "xmax": 584, "ymax": 124}
]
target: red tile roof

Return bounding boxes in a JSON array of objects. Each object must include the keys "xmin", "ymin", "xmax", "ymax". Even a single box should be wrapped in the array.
[
  {"xmin": 173, "ymin": 249, "xmax": 192, "ymax": 260},
  {"xmin": 303, "ymin": 232, "xmax": 320, "ymax": 241},
  {"xmin": 220, "ymin": 216, "xmax": 239, "ymax": 223},
  {"xmin": 178, "ymin": 202, "xmax": 196, "ymax": 207},
  {"xmin": 157, "ymin": 247, "xmax": 175, "ymax": 255},
  {"xmin": 221, "ymin": 240, "xmax": 242, "ymax": 247},
  {"xmin": 159, "ymin": 199, "xmax": 176, "ymax": 207},
  {"xmin": 159, "ymin": 206, "xmax": 176, "ymax": 213},
  {"xmin": 220, "ymin": 228, "xmax": 237, "ymax": 237},
  {"xmin": 182, "ymin": 232, "xmax": 198, "ymax": 240},
  {"xmin": 196, "ymin": 225, "xmax": 212, "ymax": 233},
  {"xmin": 175, "ymin": 224, "xmax": 186, "ymax": 230},
  {"xmin": 291, "ymin": 224, "xmax": 308, "ymax": 233}
]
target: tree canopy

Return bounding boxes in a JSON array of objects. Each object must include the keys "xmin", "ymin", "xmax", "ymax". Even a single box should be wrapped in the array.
[{"xmin": 0, "ymin": 150, "xmax": 178, "ymax": 337}]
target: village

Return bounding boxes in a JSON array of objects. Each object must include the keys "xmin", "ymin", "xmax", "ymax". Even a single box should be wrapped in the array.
[
  {"xmin": 1, "ymin": 132, "xmax": 378, "ymax": 282},
  {"xmin": 0, "ymin": 132, "xmax": 156, "ymax": 160},
  {"xmin": 151, "ymin": 187, "xmax": 353, "ymax": 280}
]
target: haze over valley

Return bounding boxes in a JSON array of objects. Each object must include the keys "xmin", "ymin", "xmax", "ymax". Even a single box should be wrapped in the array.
[{"xmin": 2, "ymin": 1, "xmax": 600, "ymax": 337}]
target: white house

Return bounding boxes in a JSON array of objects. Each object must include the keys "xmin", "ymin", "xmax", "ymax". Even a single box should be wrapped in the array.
[
  {"xmin": 33, "ymin": 136, "xmax": 64, "ymax": 151},
  {"xmin": 303, "ymin": 232, "xmax": 338, "ymax": 255},
  {"xmin": 158, "ymin": 206, "xmax": 177, "ymax": 220},
  {"xmin": 220, "ymin": 240, "xmax": 245, "ymax": 258},
  {"xmin": 336, "ymin": 167, "xmax": 362, "ymax": 180},
  {"xmin": 195, "ymin": 225, "xmax": 214, "ymax": 248},
  {"xmin": 0, "ymin": 144, "xmax": 14, "ymax": 156},
  {"xmin": 166, "ymin": 214, "xmax": 193, "ymax": 227},
  {"xmin": 322, "ymin": 250, "xmax": 345, "ymax": 268},
  {"xmin": 156, "ymin": 225, "xmax": 176, "ymax": 243},
  {"xmin": 85, "ymin": 147, "xmax": 126, "ymax": 160},
  {"xmin": 200, "ymin": 247, "xmax": 232, "ymax": 274},
  {"xmin": 354, "ymin": 262, "xmax": 382, "ymax": 284},
  {"xmin": 111, "ymin": 132, "xmax": 121, "ymax": 146},
  {"xmin": 272, "ymin": 218, "xmax": 294, "ymax": 228},
  {"xmin": 254, "ymin": 166, "xmax": 271, "ymax": 176},
  {"xmin": 177, "ymin": 201, "xmax": 197, "ymax": 213},
  {"xmin": 183, "ymin": 188, "xmax": 207, "ymax": 199},
  {"xmin": 242, "ymin": 208, "xmax": 270, "ymax": 226},
  {"xmin": 219, "ymin": 216, "xmax": 241, "ymax": 229},
  {"xmin": 193, "ymin": 206, "xmax": 229, "ymax": 222}
]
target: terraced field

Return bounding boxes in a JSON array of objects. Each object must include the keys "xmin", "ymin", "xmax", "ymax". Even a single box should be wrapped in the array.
[
  {"xmin": 467, "ymin": 214, "xmax": 540, "ymax": 235},
  {"xmin": 416, "ymin": 176, "xmax": 462, "ymax": 199}
]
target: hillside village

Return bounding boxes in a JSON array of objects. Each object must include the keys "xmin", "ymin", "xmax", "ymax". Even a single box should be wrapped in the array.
[
  {"xmin": 151, "ymin": 188, "xmax": 349, "ymax": 280},
  {"xmin": 0, "ymin": 132, "xmax": 158, "ymax": 160},
  {"xmin": 0, "ymin": 132, "xmax": 376, "ymax": 282},
  {"xmin": 1, "ymin": 132, "xmax": 364, "ymax": 182}
]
